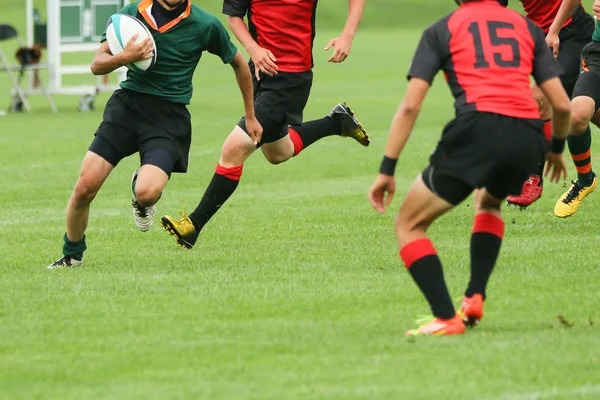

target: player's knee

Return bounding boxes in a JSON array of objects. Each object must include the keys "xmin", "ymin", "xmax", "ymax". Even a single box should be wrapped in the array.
[
  {"xmin": 135, "ymin": 183, "xmax": 162, "ymax": 207},
  {"xmin": 221, "ymin": 138, "xmax": 251, "ymax": 165},
  {"xmin": 73, "ymin": 175, "xmax": 101, "ymax": 205},
  {"xmin": 571, "ymin": 109, "xmax": 591, "ymax": 134},
  {"xmin": 264, "ymin": 151, "xmax": 290, "ymax": 165},
  {"xmin": 394, "ymin": 213, "xmax": 428, "ymax": 245}
]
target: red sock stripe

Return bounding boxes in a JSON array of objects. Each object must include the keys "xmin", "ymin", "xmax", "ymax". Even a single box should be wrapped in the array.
[
  {"xmin": 576, "ymin": 164, "xmax": 592, "ymax": 174},
  {"xmin": 571, "ymin": 150, "xmax": 591, "ymax": 162},
  {"xmin": 288, "ymin": 128, "xmax": 304, "ymax": 156},
  {"xmin": 215, "ymin": 163, "xmax": 243, "ymax": 181},
  {"xmin": 472, "ymin": 213, "xmax": 504, "ymax": 239},
  {"xmin": 399, "ymin": 238, "xmax": 437, "ymax": 269},
  {"xmin": 543, "ymin": 120, "xmax": 552, "ymax": 142}
]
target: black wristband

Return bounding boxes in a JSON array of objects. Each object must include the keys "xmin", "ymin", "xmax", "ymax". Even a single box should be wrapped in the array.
[
  {"xmin": 379, "ymin": 156, "xmax": 397, "ymax": 176},
  {"xmin": 549, "ymin": 137, "xmax": 566, "ymax": 154}
]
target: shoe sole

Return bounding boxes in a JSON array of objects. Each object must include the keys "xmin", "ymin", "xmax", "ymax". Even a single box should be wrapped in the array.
[
  {"xmin": 506, "ymin": 196, "xmax": 541, "ymax": 210},
  {"xmin": 160, "ymin": 216, "xmax": 194, "ymax": 249},
  {"xmin": 341, "ymin": 103, "xmax": 370, "ymax": 147}
]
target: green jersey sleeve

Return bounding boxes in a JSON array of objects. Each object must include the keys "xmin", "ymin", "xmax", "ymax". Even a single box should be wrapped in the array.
[
  {"xmin": 101, "ymin": 3, "xmax": 139, "ymax": 43},
  {"xmin": 206, "ymin": 17, "xmax": 238, "ymax": 64}
]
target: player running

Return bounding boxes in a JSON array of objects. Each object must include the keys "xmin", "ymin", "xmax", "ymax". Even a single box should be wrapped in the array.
[
  {"xmin": 553, "ymin": 0, "xmax": 600, "ymax": 217},
  {"xmin": 160, "ymin": 0, "xmax": 369, "ymax": 250},
  {"xmin": 47, "ymin": 0, "xmax": 261, "ymax": 268},
  {"xmin": 369, "ymin": 0, "xmax": 570, "ymax": 336},
  {"xmin": 505, "ymin": 0, "xmax": 594, "ymax": 208}
]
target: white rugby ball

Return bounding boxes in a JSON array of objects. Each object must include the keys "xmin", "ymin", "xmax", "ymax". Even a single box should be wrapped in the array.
[{"xmin": 105, "ymin": 14, "xmax": 157, "ymax": 72}]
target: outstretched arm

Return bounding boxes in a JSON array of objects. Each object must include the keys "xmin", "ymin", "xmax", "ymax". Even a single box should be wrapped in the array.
[
  {"xmin": 230, "ymin": 51, "xmax": 262, "ymax": 144},
  {"xmin": 546, "ymin": 0, "xmax": 582, "ymax": 57},
  {"xmin": 368, "ymin": 78, "xmax": 430, "ymax": 213},
  {"xmin": 227, "ymin": 16, "xmax": 278, "ymax": 79},
  {"xmin": 324, "ymin": 0, "xmax": 365, "ymax": 63}
]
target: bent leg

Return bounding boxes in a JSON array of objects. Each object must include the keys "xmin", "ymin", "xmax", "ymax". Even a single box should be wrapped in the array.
[
  {"xmin": 465, "ymin": 189, "xmax": 504, "ymax": 300},
  {"xmin": 64, "ymin": 151, "xmax": 114, "ymax": 257},
  {"xmin": 188, "ymin": 127, "xmax": 256, "ymax": 234},
  {"xmin": 396, "ymin": 173, "xmax": 463, "ymax": 320}
]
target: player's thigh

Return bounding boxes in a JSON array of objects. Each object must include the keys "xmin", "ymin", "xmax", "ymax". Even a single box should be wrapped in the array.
[
  {"xmin": 75, "ymin": 150, "xmax": 114, "ymax": 196},
  {"xmin": 91, "ymin": 91, "xmax": 139, "ymax": 167},
  {"xmin": 136, "ymin": 94, "xmax": 194, "ymax": 174},
  {"xmin": 283, "ymin": 71, "xmax": 313, "ymax": 126},
  {"xmin": 486, "ymin": 121, "xmax": 546, "ymax": 199},
  {"xmin": 572, "ymin": 72, "xmax": 600, "ymax": 130},
  {"xmin": 395, "ymin": 173, "xmax": 460, "ymax": 246},
  {"xmin": 247, "ymin": 75, "xmax": 290, "ymax": 144},
  {"xmin": 557, "ymin": 39, "xmax": 586, "ymax": 98}
]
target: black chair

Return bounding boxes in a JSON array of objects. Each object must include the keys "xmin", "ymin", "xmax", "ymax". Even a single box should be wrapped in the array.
[{"xmin": 0, "ymin": 23, "xmax": 56, "ymax": 113}]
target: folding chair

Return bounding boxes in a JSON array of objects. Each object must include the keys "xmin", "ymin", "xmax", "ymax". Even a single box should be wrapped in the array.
[{"xmin": 0, "ymin": 24, "xmax": 57, "ymax": 113}]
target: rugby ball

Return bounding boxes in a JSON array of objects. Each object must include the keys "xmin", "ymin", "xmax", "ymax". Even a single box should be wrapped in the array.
[{"xmin": 105, "ymin": 14, "xmax": 157, "ymax": 72}]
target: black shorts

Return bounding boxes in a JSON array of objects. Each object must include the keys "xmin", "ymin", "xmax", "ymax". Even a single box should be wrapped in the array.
[
  {"xmin": 89, "ymin": 89, "xmax": 192, "ymax": 176},
  {"xmin": 423, "ymin": 112, "xmax": 547, "ymax": 205},
  {"xmin": 573, "ymin": 41, "xmax": 600, "ymax": 111},
  {"xmin": 237, "ymin": 62, "xmax": 313, "ymax": 145},
  {"xmin": 556, "ymin": 6, "xmax": 595, "ymax": 96}
]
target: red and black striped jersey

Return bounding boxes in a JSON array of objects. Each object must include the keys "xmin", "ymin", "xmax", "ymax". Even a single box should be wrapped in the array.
[
  {"xmin": 223, "ymin": 0, "xmax": 318, "ymax": 73},
  {"xmin": 408, "ymin": 0, "xmax": 561, "ymax": 119},
  {"xmin": 520, "ymin": 0, "xmax": 579, "ymax": 33}
]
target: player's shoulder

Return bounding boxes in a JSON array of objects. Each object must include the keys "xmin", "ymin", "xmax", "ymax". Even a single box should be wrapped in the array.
[
  {"xmin": 422, "ymin": 11, "xmax": 455, "ymax": 38},
  {"xmin": 189, "ymin": 4, "xmax": 222, "ymax": 25},
  {"xmin": 119, "ymin": 1, "xmax": 139, "ymax": 15}
]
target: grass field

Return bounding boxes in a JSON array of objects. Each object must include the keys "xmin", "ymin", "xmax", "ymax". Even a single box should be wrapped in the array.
[{"xmin": 2, "ymin": 2, "xmax": 600, "ymax": 400}]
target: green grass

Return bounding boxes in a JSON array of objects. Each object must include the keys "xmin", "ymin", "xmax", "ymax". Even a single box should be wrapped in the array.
[{"xmin": 2, "ymin": 3, "xmax": 600, "ymax": 400}]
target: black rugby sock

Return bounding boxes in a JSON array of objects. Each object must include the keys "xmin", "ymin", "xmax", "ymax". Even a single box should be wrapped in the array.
[
  {"xmin": 63, "ymin": 233, "xmax": 86, "ymax": 260},
  {"xmin": 465, "ymin": 213, "xmax": 504, "ymax": 299},
  {"xmin": 288, "ymin": 117, "xmax": 340, "ymax": 155},
  {"xmin": 188, "ymin": 164, "xmax": 242, "ymax": 232},
  {"xmin": 400, "ymin": 238, "xmax": 456, "ymax": 320}
]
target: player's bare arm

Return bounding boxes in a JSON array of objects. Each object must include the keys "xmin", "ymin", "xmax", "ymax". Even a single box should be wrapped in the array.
[
  {"xmin": 227, "ymin": 16, "xmax": 277, "ymax": 79},
  {"xmin": 546, "ymin": 0, "xmax": 581, "ymax": 57},
  {"xmin": 325, "ymin": 0, "xmax": 365, "ymax": 63},
  {"xmin": 594, "ymin": 0, "xmax": 600, "ymax": 19},
  {"xmin": 538, "ymin": 76, "xmax": 571, "ymax": 182},
  {"xmin": 369, "ymin": 78, "xmax": 430, "ymax": 213},
  {"xmin": 90, "ymin": 35, "xmax": 153, "ymax": 75},
  {"xmin": 230, "ymin": 50, "xmax": 263, "ymax": 144}
]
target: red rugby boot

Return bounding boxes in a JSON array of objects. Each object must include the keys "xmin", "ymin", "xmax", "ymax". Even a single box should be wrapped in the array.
[{"xmin": 506, "ymin": 175, "xmax": 543, "ymax": 209}]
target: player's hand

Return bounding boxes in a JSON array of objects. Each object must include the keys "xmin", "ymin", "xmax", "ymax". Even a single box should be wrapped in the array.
[
  {"xmin": 369, "ymin": 174, "xmax": 396, "ymax": 214},
  {"xmin": 593, "ymin": 0, "xmax": 600, "ymax": 20},
  {"xmin": 121, "ymin": 33, "xmax": 154, "ymax": 64},
  {"xmin": 249, "ymin": 45, "xmax": 278, "ymax": 80},
  {"xmin": 324, "ymin": 35, "xmax": 353, "ymax": 63},
  {"xmin": 245, "ymin": 116, "xmax": 263, "ymax": 145},
  {"xmin": 545, "ymin": 31, "xmax": 560, "ymax": 58},
  {"xmin": 545, "ymin": 151, "xmax": 568, "ymax": 183}
]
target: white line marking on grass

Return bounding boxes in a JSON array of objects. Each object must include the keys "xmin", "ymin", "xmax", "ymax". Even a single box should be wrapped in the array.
[{"xmin": 491, "ymin": 384, "xmax": 600, "ymax": 400}]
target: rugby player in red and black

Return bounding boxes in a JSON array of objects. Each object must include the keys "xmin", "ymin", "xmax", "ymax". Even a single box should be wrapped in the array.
[
  {"xmin": 369, "ymin": 0, "xmax": 571, "ymax": 336},
  {"xmin": 160, "ymin": 0, "xmax": 369, "ymax": 249},
  {"xmin": 504, "ymin": 0, "xmax": 594, "ymax": 208}
]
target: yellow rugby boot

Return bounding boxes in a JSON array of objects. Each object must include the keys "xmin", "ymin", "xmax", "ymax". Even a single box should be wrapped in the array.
[
  {"xmin": 554, "ymin": 177, "xmax": 597, "ymax": 218},
  {"xmin": 330, "ymin": 102, "xmax": 370, "ymax": 147},
  {"xmin": 160, "ymin": 212, "xmax": 199, "ymax": 249}
]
